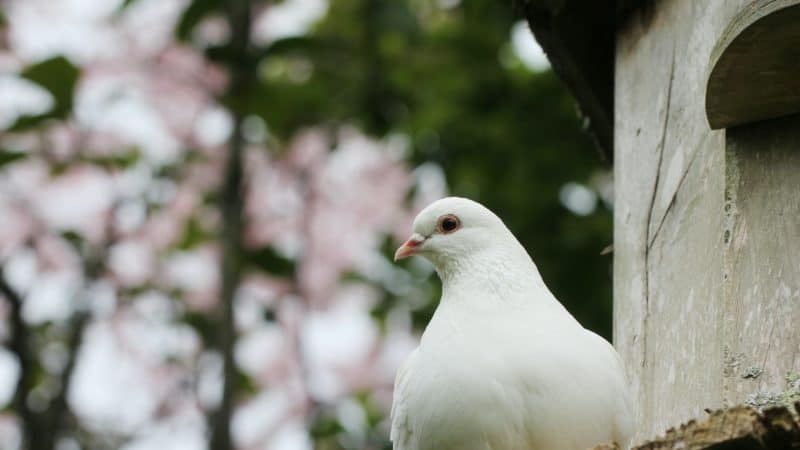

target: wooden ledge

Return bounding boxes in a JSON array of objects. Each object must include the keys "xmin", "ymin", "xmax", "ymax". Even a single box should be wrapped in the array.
[
  {"xmin": 705, "ymin": 0, "xmax": 800, "ymax": 129},
  {"xmin": 592, "ymin": 403, "xmax": 800, "ymax": 450}
]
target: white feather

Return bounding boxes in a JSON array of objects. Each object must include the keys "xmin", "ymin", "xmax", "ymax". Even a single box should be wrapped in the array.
[{"xmin": 391, "ymin": 197, "xmax": 633, "ymax": 450}]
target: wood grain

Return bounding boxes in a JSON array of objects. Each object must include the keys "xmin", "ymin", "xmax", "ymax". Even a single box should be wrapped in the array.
[{"xmin": 615, "ymin": 0, "xmax": 744, "ymax": 440}]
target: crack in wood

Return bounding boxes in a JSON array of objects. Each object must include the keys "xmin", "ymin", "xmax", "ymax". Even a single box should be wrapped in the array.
[
  {"xmin": 641, "ymin": 44, "xmax": 676, "ymax": 369},
  {"xmin": 647, "ymin": 135, "xmax": 705, "ymax": 251}
]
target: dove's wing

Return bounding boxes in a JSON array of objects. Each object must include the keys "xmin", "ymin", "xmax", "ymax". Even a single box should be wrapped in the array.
[
  {"xmin": 596, "ymin": 333, "xmax": 634, "ymax": 448},
  {"xmin": 390, "ymin": 349, "xmax": 418, "ymax": 450}
]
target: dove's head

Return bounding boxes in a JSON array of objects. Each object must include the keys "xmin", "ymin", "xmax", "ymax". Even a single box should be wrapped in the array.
[{"xmin": 394, "ymin": 197, "xmax": 517, "ymax": 270}]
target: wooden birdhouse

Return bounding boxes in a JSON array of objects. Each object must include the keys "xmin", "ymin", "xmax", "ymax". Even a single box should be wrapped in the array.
[{"xmin": 523, "ymin": 0, "xmax": 800, "ymax": 447}]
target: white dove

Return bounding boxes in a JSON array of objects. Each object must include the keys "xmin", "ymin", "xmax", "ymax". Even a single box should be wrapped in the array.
[{"xmin": 391, "ymin": 197, "xmax": 633, "ymax": 450}]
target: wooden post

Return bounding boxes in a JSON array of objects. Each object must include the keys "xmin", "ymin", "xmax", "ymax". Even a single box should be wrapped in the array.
[{"xmin": 615, "ymin": 0, "xmax": 800, "ymax": 442}]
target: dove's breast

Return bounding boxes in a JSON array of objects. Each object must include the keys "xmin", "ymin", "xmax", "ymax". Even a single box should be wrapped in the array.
[
  {"xmin": 402, "ymin": 345, "xmax": 531, "ymax": 450},
  {"xmin": 397, "ymin": 306, "xmax": 630, "ymax": 450}
]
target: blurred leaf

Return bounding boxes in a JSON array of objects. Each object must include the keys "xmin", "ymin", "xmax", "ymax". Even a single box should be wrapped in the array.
[
  {"xmin": 403, "ymin": 182, "xmax": 419, "ymax": 207},
  {"xmin": 176, "ymin": 0, "xmax": 222, "ymax": 40},
  {"xmin": 88, "ymin": 151, "xmax": 140, "ymax": 169},
  {"xmin": 117, "ymin": 0, "xmax": 138, "ymax": 12},
  {"xmin": 340, "ymin": 270, "xmax": 369, "ymax": 284},
  {"xmin": 183, "ymin": 311, "xmax": 216, "ymax": 346},
  {"xmin": 410, "ymin": 288, "xmax": 438, "ymax": 330},
  {"xmin": 375, "ymin": 1, "xmax": 419, "ymax": 35},
  {"xmin": 9, "ymin": 56, "xmax": 80, "ymax": 131},
  {"xmin": 234, "ymin": 369, "xmax": 258, "ymax": 396},
  {"xmin": 0, "ymin": 151, "xmax": 27, "ymax": 168},
  {"xmin": 8, "ymin": 115, "xmax": 50, "ymax": 131},
  {"xmin": 378, "ymin": 234, "xmax": 401, "ymax": 263},
  {"xmin": 310, "ymin": 410, "xmax": 344, "ymax": 439},
  {"xmin": 370, "ymin": 290, "xmax": 401, "ymax": 328},
  {"xmin": 204, "ymin": 44, "xmax": 238, "ymax": 64},
  {"xmin": 60, "ymin": 231, "xmax": 85, "ymax": 250},
  {"xmin": 50, "ymin": 162, "xmax": 71, "ymax": 176},
  {"xmin": 243, "ymin": 246, "xmax": 295, "ymax": 277},
  {"xmin": 177, "ymin": 219, "xmax": 214, "ymax": 250},
  {"xmin": 261, "ymin": 36, "xmax": 343, "ymax": 58},
  {"xmin": 356, "ymin": 392, "xmax": 386, "ymax": 428},
  {"xmin": 263, "ymin": 307, "xmax": 276, "ymax": 323},
  {"xmin": 21, "ymin": 56, "xmax": 79, "ymax": 117}
]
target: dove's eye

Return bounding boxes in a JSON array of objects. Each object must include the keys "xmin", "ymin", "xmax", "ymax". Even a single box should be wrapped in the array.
[{"xmin": 437, "ymin": 214, "xmax": 460, "ymax": 234}]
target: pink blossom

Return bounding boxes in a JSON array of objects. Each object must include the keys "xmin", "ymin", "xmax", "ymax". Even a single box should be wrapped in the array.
[
  {"xmin": 0, "ymin": 1, "xmax": 449, "ymax": 444},
  {"xmin": 109, "ymin": 239, "xmax": 156, "ymax": 287},
  {"xmin": 161, "ymin": 245, "xmax": 221, "ymax": 310},
  {"xmin": 300, "ymin": 284, "xmax": 380, "ymax": 400},
  {"xmin": 31, "ymin": 165, "xmax": 115, "ymax": 243},
  {"xmin": 34, "ymin": 234, "xmax": 81, "ymax": 272},
  {"xmin": 0, "ymin": 202, "xmax": 38, "ymax": 261}
]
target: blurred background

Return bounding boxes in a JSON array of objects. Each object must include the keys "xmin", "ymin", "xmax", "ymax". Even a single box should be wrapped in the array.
[{"xmin": 0, "ymin": 0, "xmax": 612, "ymax": 449}]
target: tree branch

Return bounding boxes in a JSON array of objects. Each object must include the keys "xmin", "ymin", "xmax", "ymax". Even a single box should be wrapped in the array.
[
  {"xmin": 209, "ymin": 1, "xmax": 252, "ymax": 449},
  {"xmin": 1, "ymin": 227, "xmax": 112, "ymax": 449},
  {"xmin": 0, "ymin": 267, "xmax": 40, "ymax": 449},
  {"xmin": 45, "ymin": 310, "xmax": 89, "ymax": 445}
]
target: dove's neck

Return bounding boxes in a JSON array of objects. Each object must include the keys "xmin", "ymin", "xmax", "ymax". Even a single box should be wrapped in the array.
[{"xmin": 435, "ymin": 238, "xmax": 559, "ymax": 311}]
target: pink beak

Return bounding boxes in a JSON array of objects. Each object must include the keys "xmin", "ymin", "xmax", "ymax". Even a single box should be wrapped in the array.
[{"xmin": 394, "ymin": 234, "xmax": 426, "ymax": 261}]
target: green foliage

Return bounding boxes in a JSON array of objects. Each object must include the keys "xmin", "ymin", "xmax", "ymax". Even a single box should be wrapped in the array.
[
  {"xmin": 117, "ymin": 0, "xmax": 138, "ymax": 12},
  {"xmin": 262, "ymin": 307, "xmax": 276, "ymax": 323},
  {"xmin": 11, "ymin": 57, "xmax": 80, "ymax": 131},
  {"xmin": 224, "ymin": 0, "xmax": 613, "ymax": 337},
  {"xmin": 242, "ymin": 246, "xmax": 296, "ymax": 277},
  {"xmin": 0, "ymin": 150, "xmax": 27, "ymax": 168},
  {"xmin": 3, "ymin": 0, "xmax": 615, "ymax": 447},
  {"xmin": 234, "ymin": 368, "xmax": 259, "ymax": 396},
  {"xmin": 86, "ymin": 151, "xmax": 141, "ymax": 170},
  {"xmin": 178, "ymin": 219, "xmax": 216, "ymax": 250},
  {"xmin": 176, "ymin": 0, "xmax": 223, "ymax": 41},
  {"xmin": 59, "ymin": 231, "xmax": 85, "ymax": 251},
  {"xmin": 183, "ymin": 311, "xmax": 217, "ymax": 347},
  {"xmin": 310, "ymin": 409, "xmax": 345, "ymax": 439}
]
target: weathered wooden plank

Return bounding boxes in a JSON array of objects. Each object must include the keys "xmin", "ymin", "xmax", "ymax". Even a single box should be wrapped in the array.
[
  {"xmin": 615, "ymin": 0, "xmax": 748, "ymax": 441},
  {"xmin": 617, "ymin": 0, "xmax": 800, "ymax": 444},
  {"xmin": 723, "ymin": 114, "xmax": 800, "ymax": 408},
  {"xmin": 706, "ymin": 0, "xmax": 800, "ymax": 129}
]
